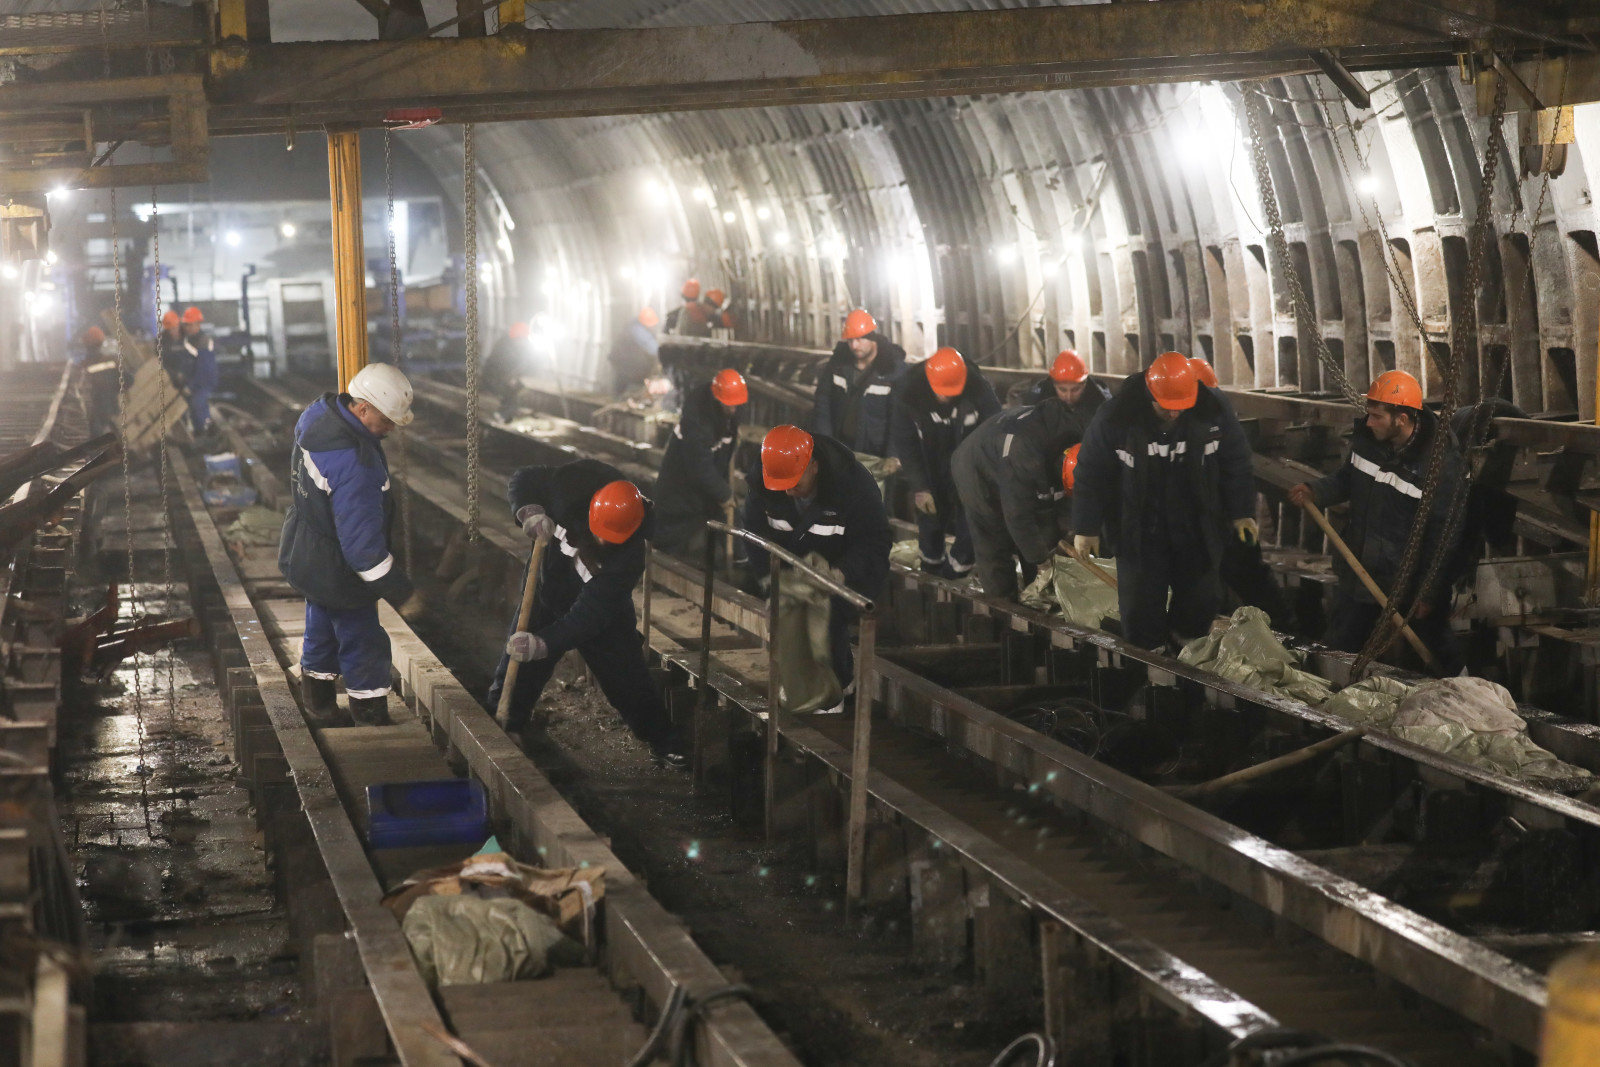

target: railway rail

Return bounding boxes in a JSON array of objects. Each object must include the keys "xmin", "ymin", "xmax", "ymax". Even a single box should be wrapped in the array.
[{"xmin": 221, "ymin": 366, "xmax": 1600, "ymax": 1065}]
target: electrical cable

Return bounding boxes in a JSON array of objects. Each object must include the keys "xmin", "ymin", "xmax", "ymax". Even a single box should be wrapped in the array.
[
  {"xmin": 989, "ymin": 1032, "xmax": 1056, "ymax": 1067},
  {"xmin": 624, "ymin": 983, "xmax": 755, "ymax": 1067}
]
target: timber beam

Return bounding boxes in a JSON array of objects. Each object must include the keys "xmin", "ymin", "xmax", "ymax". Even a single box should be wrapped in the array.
[{"xmin": 199, "ymin": 0, "xmax": 1580, "ymax": 130}]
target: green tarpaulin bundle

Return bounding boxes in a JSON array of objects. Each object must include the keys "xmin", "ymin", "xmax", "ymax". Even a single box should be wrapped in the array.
[
  {"xmin": 772, "ymin": 552, "xmax": 843, "ymax": 714},
  {"xmin": 1020, "ymin": 555, "xmax": 1121, "ymax": 629}
]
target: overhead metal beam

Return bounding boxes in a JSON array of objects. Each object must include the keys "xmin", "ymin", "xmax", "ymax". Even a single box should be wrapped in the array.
[{"xmin": 200, "ymin": 0, "xmax": 1577, "ymax": 130}]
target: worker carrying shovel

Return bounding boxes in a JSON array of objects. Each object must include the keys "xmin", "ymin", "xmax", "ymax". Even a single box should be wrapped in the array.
[{"xmin": 1288, "ymin": 370, "xmax": 1465, "ymax": 676}]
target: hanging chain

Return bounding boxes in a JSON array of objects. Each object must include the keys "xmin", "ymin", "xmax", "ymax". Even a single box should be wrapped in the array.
[
  {"xmin": 386, "ymin": 130, "xmax": 415, "ymax": 571},
  {"xmin": 149, "ymin": 189, "xmax": 179, "ymax": 735},
  {"xmin": 109, "ymin": 187, "xmax": 158, "ymax": 838},
  {"xmin": 1354, "ymin": 74, "xmax": 1509, "ymax": 673},
  {"xmin": 1242, "ymin": 87, "xmax": 1364, "ymax": 407},
  {"xmin": 462, "ymin": 124, "xmax": 482, "ymax": 545}
]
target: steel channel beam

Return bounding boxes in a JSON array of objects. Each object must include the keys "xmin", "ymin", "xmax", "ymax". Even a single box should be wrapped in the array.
[
  {"xmin": 172, "ymin": 465, "xmax": 458, "ymax": 1067},
  {"xmin": 867, "ymin": 655, "xmax": 1547, "ymax": 1051},
  {"xmin": 199, "ymin": 0, "xmax": 1558, "ymax": 129},
  {"xmin": 644, "ymin": 634, "xmax": 1279, "ymax": 1045}
]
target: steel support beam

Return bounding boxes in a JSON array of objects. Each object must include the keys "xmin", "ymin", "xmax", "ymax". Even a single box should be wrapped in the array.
[
  {"xmin": 327, "ymin": 130, "xmax": 368, "ymax": 392},
  {"xmin": 200, "ymin": 0, "xmax": 1578, "ymax": 131}
]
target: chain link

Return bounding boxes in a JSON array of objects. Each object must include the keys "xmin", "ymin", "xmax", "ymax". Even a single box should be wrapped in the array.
[
  {"xmin": 462, "ymin": 124, "xmax": 482, "ymax": 545},
  {"xmin": 149, "ymin": 188, "xmax": 179, "ymax": 735},
  {"xmin": 1355, "ymin": 74, "xmax": 1509, "ymax": 673},
  {"xmin": 385, "ymin": 130, "xmax": 415, "ymax": 571},
  {"xmin": 1241, "ymin": 87, "xmax": 1364, "ymax": 407}
]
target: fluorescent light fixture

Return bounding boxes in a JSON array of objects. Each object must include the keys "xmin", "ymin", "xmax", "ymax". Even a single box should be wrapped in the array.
[
  {"xmin": 692, "ymin": 187, "xmax": 711, "ymax": 202},
  {"xmin": 134, "ymin": 206, "xmax": 152, "ymax": 222},
  {"xmin": 996, "ymin": 244, "xmax": 1018, "ymax": 264},
  {"xmin": 1357, "ymin": 174, "xmax": 1380, "ymax": 195},
  {"xmin": 48, "ymin": 187, "xmax": 69, "ymax": 201},
  {"xmin": 280, "ymin": 221, "xmax": 297, "ymax": 238},
  {"xmin": 225, "ymin": 231, "xmax": 242, "ymax": 247},
  {"xmin": 756, "ymin": 206, "xmax": 771, "ymax": 221},
  {"xmin": 722, "ymin": 210, "xmax": 736, "ymax": 224},
  {"xmin": 773, "ymin": 231, "xmax": 790, "ymax": 246}
]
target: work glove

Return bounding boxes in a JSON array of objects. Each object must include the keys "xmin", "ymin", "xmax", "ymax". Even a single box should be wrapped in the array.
[
  {"xmin": 1073, "ymin": 534, "xmax": 1100, "ymax": 558},
  {"xmin": 396, "ymin": 592, "xmax": 426, "ymax": 622},
  {"xmin": 881, "ymin": 457, "xmax": 901, "ymax": 476},
  {"xmin": 1233, "ymin": 517, "xmax": 1259, "ymax": 546},
  {"xmin": 506, "ymin": 631, "xmax": 548, "ymax": 663},
  {"xmin": 515, "ymin": 504, "xmax": 556, "ymax": 541},
  {"xmin": 913, "ymin": 491, "xmax": 938, "ymax": 515}
]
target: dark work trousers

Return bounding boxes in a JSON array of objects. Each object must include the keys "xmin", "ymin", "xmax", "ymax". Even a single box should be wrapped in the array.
[
  {"xmin": 301, "ymin": 601, "xmax": 392, "ymax": 698},
  {"xmin": 1117, "ymin": 542, "xmax": 1222, "ymax": 650},
  {"xmin": 1219, "ymin": 537, "xmax": 1292, "ymax": 628},
  {"xmin": 1327, "ymin": 591, "xmax": 1462, "ymax": 677},
  {"xmin": 916, "ymin": 500, "xmax": 975, "ymax": 576},
  {"xmin": 953, "ymin": 453, "xmax": 1030, "ymax": 599},
  {"xmin": 829, "ymin": 601, "xmax": 858, "ymax": 692},
  {"xmin": 486, "ymin": 599, "xmax": 671, "ymax": 743}
]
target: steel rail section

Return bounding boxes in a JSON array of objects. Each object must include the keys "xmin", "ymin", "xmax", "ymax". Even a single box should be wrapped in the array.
[{"xmin": 172, "ymin": 465, "xmax": 460, "ymax": 1067}]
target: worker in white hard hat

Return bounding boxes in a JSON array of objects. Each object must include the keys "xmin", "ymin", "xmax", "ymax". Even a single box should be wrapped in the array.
[{"xmin": 278, "ymin": 362, "xmax": 423, "ymax": 728}]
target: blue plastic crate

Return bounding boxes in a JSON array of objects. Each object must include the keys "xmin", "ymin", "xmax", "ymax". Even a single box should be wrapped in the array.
[
  {"xmin": 365, "ymin": 778, "xmax": 489, "ymax": 850},
  {"xmin": 204, "ymin": 452, "xmax": 241, "ymax": 479}
]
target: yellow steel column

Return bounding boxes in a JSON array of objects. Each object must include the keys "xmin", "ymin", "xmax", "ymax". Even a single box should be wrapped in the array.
[{"xmin": 327, "ymin": 128, "xmax": 368, "ymax": 392}]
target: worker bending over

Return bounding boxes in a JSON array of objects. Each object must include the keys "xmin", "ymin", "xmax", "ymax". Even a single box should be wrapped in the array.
[
  {"xmin": 1288, "ymin": 371, "xmax": 1464, "ymax": 674},
  {"xmin": 745, "ymin": 426, "xmax": 891, "ymax": 701},
  {"xmin": 811, "ymin": 309, "xmax": 906, "ymax": 458},
  {"xmin": 279, "ymin": 364, "xmax": 422, "ymax": 727},
  {"xmin": 952, "ymin": 351, "xmax": 1108, "ymax": 600},
  {"xmin": 890, "ymin": 347, "xmax": 1000, "ymax": 577},
  {"xmin": 493, "ymin": 462, "xmax": 685, "ymax": 767},
  {"xmin": 654, "ymin": 368, "xmax": 747, "ymax": 557},
  {"xmin": 1072, "ymin": 353, "xmax": 1255, "ymax": 650},
  {"xmin": 156, "ymin": 309, "xmax": 185, "ymax": 391},
  {"xmin": 180, "ymin": 307, "xmax": 218, "ymax": 436}
]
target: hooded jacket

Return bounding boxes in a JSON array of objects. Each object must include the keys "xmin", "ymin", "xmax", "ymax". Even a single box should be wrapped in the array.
[
  {"xmin": 810, "ymin": 335, "xmax": 907, "ymax": 457},
  {"xmin": 952, "ymin": 396, "xmax": 1101, "ymax": 565},
  {"xmin": 507, "ymin": 459, "xmax": 655, "ymax": 655},
  {"xmin": 279, "ymin": 393, "xmax": 414, "ymax": 610},
  {"xmin": 1071, "ymin": 373, "xmax": 1255, "ymax": 569},
  {"xmin": 742, "ymin": 434, "xmax": 892, "ymax": 601},
  {"xmin": 890, "ymin": 355, "xmax": 1001, "ymax": 498},
  {"xmin": 1309, "ymin": 409, "xmax": 1464, "ymax": 604},
  {"xmin": 656, "ymin": 380, "xmax": 742, "ymax": 527}
]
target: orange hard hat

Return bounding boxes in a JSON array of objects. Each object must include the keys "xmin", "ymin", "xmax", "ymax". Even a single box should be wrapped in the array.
[
  {"xmin": 638, "ymin": 306, "xmax": 660, "ymax": 329},
  {"xmin": 842, "ymin": 309, "xmax": 876, "ymax": 341},
  {"xmin": 924, "ymin": 347, "xmax": 967, "ymax": 398},
  {"xmin": 508, "ymin": 321, "xmax": 529, "ymax": 340},
  {"xmin": 83, "ymin": 326, "xmax": 105, "ymax": 344},
  {"xmin": 589, "ymin": 480, "xmax": 645, "ymax": 544},
  {"xmin": 161, "ymin": 310, "xmax": 179, "ymax": 329},
  {"xmin": 1367, "ymin": 369, "xmax": 1423, "ymax": 410},
  {"xmin": 1146, "ymin": 352, "xmax": 1198, "ymax": 411},
  {"xmin": 705, "ymin": 288, "xmax": 726, "ymax": 307},
  {"xmin": 761, "ymin": 425, "xmax": 814, "ymax": 491},
  {"xmin": 682, "ymin": 278, "xmax": 701, "ymax": 300},
  {"xmin": 1189, "ymin": 357, "xmax": 1219, "ymax": 389},
  {"xmin": 182, "ymin": 306, "xmax": 203, "ymax": 324},
  {"xmin": 1061, "ymin": 444, "xmax": 1080, "ymax": 493},
  {"xmin": 1050, "ymin": 349, "xmax": 1088, "ymax": 383},
  {"xmin": 712, "ymin": 368, "xmax": 748, "ymax": 406}
]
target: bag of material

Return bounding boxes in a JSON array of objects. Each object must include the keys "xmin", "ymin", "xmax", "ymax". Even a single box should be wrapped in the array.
[
  {"xmin": 1390, "ymin": 677, "xmax": 1589, "ymax": 784},
  {"xmin": 1323, "ymin": 675, "xmax": 1415, "ymax": 729},
  {"xmin": 889, "ymin": 539, "xmax": 923, "ymax": 569},
  {"xmin": 402, "ymin": 895, "xmax": 566, "ymax": 987},
  {"xmin": 383, "ymin": 852, "xmax": 604, "ymax": 939},
  {"xmin": 1178, "ymin": 606, "xmax": 1335, "ymax": 706},
  {"xmin": 773, "ymin": 553, "xmax": 843, "ymax": 714},
  {"xmin": 1019, "ymin": 555, "xmax": 1120, "ymax": 629},
  {"xmin": 853, "ymin": 453, "xmax": 899, "ymax": 499},
  {"xmin": 221, "ymin": 505, "xmax": 284, "ymax": 548}
]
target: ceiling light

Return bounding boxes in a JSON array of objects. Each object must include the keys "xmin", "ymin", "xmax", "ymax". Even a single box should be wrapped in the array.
[
  {"xmin": 280, "ymin": 221, "xmax": 297, "ymax": 238},
  {"xmin": 0, "ymin": 264, "xmax": 16, "ymax": 281},
  {"xmin": 1064, "ymin": 234, "xmax": 1084, "ymax": 255},
  {"xmin": 756, "ymin": 206, "xmax": 771, "ymax": 221},
  {"xmin": 44, "ymin": 250, "xmax": 58, "ymax": 266},
  {"xmin": 48, "ymin": 187, "xmax": 69, "ymax": 201},
  {"xmin": 479, "ymin": 263, "xmax": 494, "ymax": 282},
  {"xmin": 722, "ymin": 210, "xmax": 736, "ymax": 224},
  {"xmin": 996, "ymin": 244, "xmax": 1018, "ymax": 264},
  {"xmin": 773, "ymin": 232, "xmax": 790, "ymax": 246},
  {"xmin": 1041, "ymin": 260, "xmax": 1059, "ymax": 278},
  {"xmin": 692, "ymin": 187, "xmax": 711, "ymax": 202},
  {"xmin": 134, "ymin": 206, "xmax": 152, "ymax": 223},
  {"xmin": 540, "ymin": 278, "xmax": 557, "ymax": 295},
  {"xmin": 225, "ymin": 231, "xmax": 241, "ymax": 247},
  {"xmin": 1357, "ymin": 174, "xmax": 1380, "ymax": 195},
  {"xmin": 619, "ymin": 264, "xmax": 636, "ymax": 279}
]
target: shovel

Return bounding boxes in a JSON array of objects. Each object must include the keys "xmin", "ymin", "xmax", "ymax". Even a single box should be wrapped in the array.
[
  {"xmin": 497, "ymin": 534, "xmax": 550, "ymax": 725},
  {"xmin": 1057, "ymin": 539, "xmax": 1119, "ymax": 591}
]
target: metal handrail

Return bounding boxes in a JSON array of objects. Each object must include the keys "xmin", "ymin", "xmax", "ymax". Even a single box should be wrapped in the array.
[{"xmin": 705, "ymin": 519, "xmax": 873, "ymax": 611}]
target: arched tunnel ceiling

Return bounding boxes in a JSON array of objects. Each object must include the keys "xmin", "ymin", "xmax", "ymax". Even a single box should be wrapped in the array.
[{"xmin": 175, "ymin": 1, "xmax": 1600, "ymax": 413}]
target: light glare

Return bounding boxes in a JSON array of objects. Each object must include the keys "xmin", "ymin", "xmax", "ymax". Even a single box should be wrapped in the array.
[
  {"xmin": 225, "ymin": 231, "xmax": 242, "ymax": 247},
  {"xmin": 280, "ymin": 221, "xmax": 297, "ymax": 238}
]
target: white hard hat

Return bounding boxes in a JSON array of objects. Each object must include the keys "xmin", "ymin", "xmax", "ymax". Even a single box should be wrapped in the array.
[{"xmin": 347, "ymin": 363, "xmax": 414, "ymax": 427}]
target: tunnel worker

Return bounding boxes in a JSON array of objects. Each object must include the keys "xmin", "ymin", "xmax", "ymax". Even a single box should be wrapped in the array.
[
  {"xmin": 1287, "ymin": 370, "xmax": 1464, "ymax": 675},
  {"xmin": 744, "ymin": 425, "xmax": 892, "ymax": 702},
  {"xmin": 156, "ymin": 309, "xmax": 186, "ymax": 392},
  {"xmin": 81, "ymin": 327, "xmax": 119, "ymax": 436},
  {"xmin": 493, "ymin": 464, "xmax": 686, "ymax": 767},
  {"xmin": 180, "ymin": 307, "xmax": 218, "ymax": 436},
  {"xmin": 654, "ymin": 368, "xmax": 747, "ymax": 558},
  {"xmin": 951, "ymin": 353, "xmax": 1106, "ymax": 600},
  {"xmin": 279, "ymin": 363, "xmax": 422, "ymax": 728},
  {"xmin": 482, "ymin": 320, "xmax": 534, "ymax": 420},
  {"xmin": 1012, "ymin": 348, "xmax": 1113, "ymax": 411},
  {"xmin": 1071, "ymin": 352, "xmax": 1256, "ymax": 651},
  {"xmin": 665, "ymin": 278, "xmax": 715, "ymax": 338},
  {"xmin": 811, "ymin": 309, "xmax": 906, "ymax": 459},
  {"xmin": 891, "ymin": 346, "xmax": 1000, "ymax": 578},
  {"xmin": 608, "ymin": 307, "xmax": 663, "ymax": 398}
]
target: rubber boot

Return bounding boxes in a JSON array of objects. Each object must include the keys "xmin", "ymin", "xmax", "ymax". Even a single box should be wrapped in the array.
[
  {"xmin": 349, "ymin": 695, "xmax": 392, "ymax": 727},
  {"xmin": 301, "ymin": 676, "xmax": 349, "ymax": 728}
]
